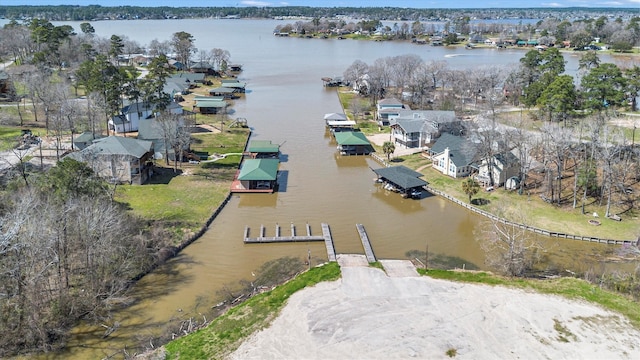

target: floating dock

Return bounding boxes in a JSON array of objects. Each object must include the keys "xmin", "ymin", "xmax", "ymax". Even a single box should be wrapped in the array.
[
  {"xmin": 244, "ymin": 222, "xmax": 336, "ymax": 262},
  {"xmin": 356, "ymin": 224, "xmax": 376, "ymax": 263}
]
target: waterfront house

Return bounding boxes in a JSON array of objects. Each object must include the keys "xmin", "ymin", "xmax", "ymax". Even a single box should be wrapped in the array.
[
  {"xmin": 334, "ymin": 131, "xmax": 373, "ymax": 155},
  {"xmin": 429, "ymin": 133, "xmax": 477, "ymax": 178},
  {"xmin": 65, "ymin": 136, "xmax": 154, "ymax": 185},
  {"xmin": 389, "ymin": 110, "xmax": 459, "ymax": 149},
  {"xmin": 232, "ymin": 158, "xmax": 279, "ymax": 193},
  {"xmin": 247, "ymin": 140, "xmax": 280, "ymax": 159},
  {"xmin": 376, "ymin": 98, "xmax": 409, "ymax": 126},
  {"xmin": 476, "ymin": 151, "xmax": 520, "ymax": 187},
  {"xmin": 137, "ymin": 117, "xmax": 191, "ymax": 161},
  {"xmin": 109, "ymin": 101, "xmax": 187, "ymax": 134},
  {"xmin": 189, "ymin": 62, "xmax": 219, "ymax": 75},
  {"xmin": 109, "ymin": 102, "xmax": 153, "ymax": 134}
]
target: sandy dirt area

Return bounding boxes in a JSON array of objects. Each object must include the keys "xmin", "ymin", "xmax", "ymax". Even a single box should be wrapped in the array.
[{"xmin": 229, "ymin": 254, "xmax": 640, "ymax": 360}]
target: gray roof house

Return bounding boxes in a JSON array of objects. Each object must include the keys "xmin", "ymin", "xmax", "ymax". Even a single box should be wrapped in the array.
[
  {"xmin": 137, "ymin": 118, "xmax": 189, "ymax": 161},
  {"xmin": 65, "ymin": 136, "xmax": 154, "ymax": 185},
  {"xmin": 376, "ymin": 98, "xmax": 410, "ymax": 126},
  {"xmin": 389, "ymin": 110, "xmax": 460, "ymax": 148},
  {"xmin": 429, "ymin": 133, "xmax": 477, "ymax": 179}
]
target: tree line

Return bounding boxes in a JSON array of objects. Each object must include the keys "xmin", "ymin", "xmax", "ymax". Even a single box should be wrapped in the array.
[
  {"xmin": 0, "ymin": 159, "xmax": 174, "ymax": 356},
  {"xmin": 0, "ymin": 19, "xmax": 232, "ymax": 356},
  {"xmin": 0, "ymin": 5, "xmax": 637, "ymax": 23},
  {"xmin": 275, "ymin": 14, "xmax": 640, "ymax": 52}
]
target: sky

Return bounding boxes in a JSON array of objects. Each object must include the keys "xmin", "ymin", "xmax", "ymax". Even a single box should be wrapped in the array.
[{"xmin": 1, "ymin": 0, "xmax": 640, "ymax": 9}]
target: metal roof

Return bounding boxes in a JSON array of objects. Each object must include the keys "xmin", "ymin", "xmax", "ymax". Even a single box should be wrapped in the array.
[
  {"xmin": 324, "ymin": 112, "xmax": 348, "ymax": 121},
  {"xmin": 373, "ymin": 165, "xmax": 427, "ymax": 190},
  {"xmin": 238, "ymin": 159, "xmax": 279, "ymax": 181},
  {"xmin": 334, "ymin": 131, "xmax": 371, "ymax": 146},
  {"xmin": 67, "ymin": 136, "xmax": 152, "ymax": 160},
  {"xmin": 195, "ymin": 99, "xmax": 227, "ymax": 108},
  {"xmin": 248, "ymin": 140, "xmax": 280, "ymax": 153},
  {"xmin": 209, "ymin": 87, "xmax": 235, "ymax": 93}
]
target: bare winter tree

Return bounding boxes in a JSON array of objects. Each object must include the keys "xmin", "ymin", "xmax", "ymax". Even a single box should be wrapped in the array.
[
  {"xmin": 342, "ymin": 59, "xmax": 369, "ymax": 94},
  {"xmin": 389, "ymin": 54, "xmax": 423, "ymax": 96},
  {"xmin": 477, "ymin": 206, "xmax": 544, "ymax": 277},
  {"xmin": 154, "ymin": 111, "xmax": 192, "ymax": 171},
  {"xmin": 210, "ymin": 48, "xmax": 230, "ymax": 72},
  {"xmin": 540, "ymin": 122, "xmax": 573, "ymax": 204}
]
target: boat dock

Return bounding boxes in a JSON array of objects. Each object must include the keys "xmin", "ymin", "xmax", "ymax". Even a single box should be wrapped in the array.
[
  {"xmin": 244, "ymin": 222, "xmax": 336, "ymax": 261},
  {"xmin": 356, "ymin": 224, "xmax": 376, "ymax": 263}
]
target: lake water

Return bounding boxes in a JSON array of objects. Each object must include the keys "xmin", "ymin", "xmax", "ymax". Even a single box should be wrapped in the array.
[{"xmin": 7, "ymin": 18, "xmax": 629, "ymax": 359}]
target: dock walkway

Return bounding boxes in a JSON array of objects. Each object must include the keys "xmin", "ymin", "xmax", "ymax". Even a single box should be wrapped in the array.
[
  {"xmin": 356, "ymin": 224, "xmax": 376, "ymax": 263},
  {"xmin": 244, "ymin": 222, "xmax": 337, "ymax": 262}
]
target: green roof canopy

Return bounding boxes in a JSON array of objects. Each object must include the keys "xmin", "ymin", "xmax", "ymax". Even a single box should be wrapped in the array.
[
  {"xmin": 195, "ymin": 99, "xmax": 227, "ymax": 108},
  {"xmin": 248, "ymin": 140, "xmax": 280, "ymax": 153},
  {"xmin": 334, "ymin": 131, "xmax": 371, "ymax": 146},
  {"xmin": 238, "ymin": 159, "xmax": 279, "ymax": 181}
]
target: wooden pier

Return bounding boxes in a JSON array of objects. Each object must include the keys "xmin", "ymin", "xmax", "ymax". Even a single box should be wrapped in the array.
[
  {"xmin": 322, "ymin": 223, "xmax": 336, "ymax": 261},
  {"xmin": 244, "ymin": 223, "xmax": 336, "ymax": 262},
  {"xmin": 356, "ymin": 224, "xmax": 376, "ymax": 263}
]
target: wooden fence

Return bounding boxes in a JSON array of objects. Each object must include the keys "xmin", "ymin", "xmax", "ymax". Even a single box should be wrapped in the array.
[{"xmin": 369, "ymin": 154, "xmax": 633, "ymax": 246}]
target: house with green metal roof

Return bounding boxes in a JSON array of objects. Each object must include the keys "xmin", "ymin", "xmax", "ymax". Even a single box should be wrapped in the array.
[
  {"xmin": 247, "ymin": 140, "xmax": 280, "ymax": 159},
  {"xmin": 65, "ymin": 136, "xmax": 154, "ymax": 185},
  {"xmin": 232, "ymin": 158, "xmax": 279, "ymax": 193},
  {"xmin": 334, "ymin": 131, "xmax": 373, "ymax": 155}
]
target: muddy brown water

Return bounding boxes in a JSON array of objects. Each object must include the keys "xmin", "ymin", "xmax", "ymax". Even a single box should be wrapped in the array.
[{"xmin": 20, "ymin": 19, "xmax": 629, "ymax": 359}]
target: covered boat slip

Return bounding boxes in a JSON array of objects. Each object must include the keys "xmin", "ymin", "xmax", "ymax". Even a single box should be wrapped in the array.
[
  {"xmin": 231, "ymin": 158, "xmax": 280, "ymax": 193},
  {"xmin": 334, "ymin": 131, "xmax": 373, "ymax": 156},
  {"xmin": 372, "ymin": 165, "xmax": 427, "ymax": 199},
  {"xmin": 246, "ymin": 140, "xmax": 281, "ymax": 159}
]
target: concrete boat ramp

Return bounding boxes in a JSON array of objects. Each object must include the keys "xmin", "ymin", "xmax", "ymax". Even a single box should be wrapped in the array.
[{"xmin": 243, "ymin": 222, "xmax": 378, "ymax": 263}]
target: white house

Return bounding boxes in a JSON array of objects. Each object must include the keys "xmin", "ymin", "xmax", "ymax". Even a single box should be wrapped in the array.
[{"xmin": 429, "ymin": 133, "xmax": 477, "ymax": 178}]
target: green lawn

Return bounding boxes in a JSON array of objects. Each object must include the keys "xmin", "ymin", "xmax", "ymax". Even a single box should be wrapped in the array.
[
  {"xmin": 0, "ymin": 126, "xmax": 22, "ymax": 151},
  {"xmin": 114, "ymin": 128, "xmax": 249, "ymax": 233}
]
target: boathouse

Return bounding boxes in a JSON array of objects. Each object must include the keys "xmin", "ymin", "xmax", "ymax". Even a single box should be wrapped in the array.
[
  {"xmin": 193, "ymin": 97, "xmax": 228, "ymax": 114},
  {"xmin": 373, "ymin": 165, "xmax": 427, "ymax": 198},
  {"xmin": 209, "ymin": 87, "xmax": 238, "ymax": 99},
  {"xmin": 334, "ymin": 131, "xmax": 373, "ymax": 155},
  {"xmin": 247, "ymin": 140, "xmax": 280, "ymax": 159},
  {"xmin": 231, "ymin": 158, "xmax": 279, "ymax": 193},
  {"xmin": 324, "ymin": 113, "xmax": 356, "ymax": 133},
  {"xmin": 220, "ymin": 79, "xmax": 247, "ymax": 93}
]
